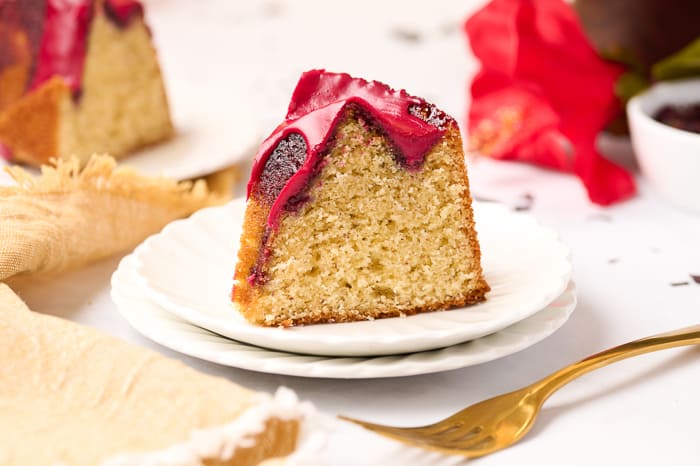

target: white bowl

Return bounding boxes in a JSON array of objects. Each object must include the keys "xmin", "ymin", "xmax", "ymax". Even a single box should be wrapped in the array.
[{"xmin": 627, "ymin": 79, "xmax": 700, "ymax": 214}]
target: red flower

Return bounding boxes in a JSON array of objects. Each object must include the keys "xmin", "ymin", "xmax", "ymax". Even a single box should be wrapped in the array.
[{"xmin": 465, "ymin": 0, "xmax": 636, "ymax": 205}]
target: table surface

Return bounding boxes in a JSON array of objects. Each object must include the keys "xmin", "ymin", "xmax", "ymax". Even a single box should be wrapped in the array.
[{"xmin": 5, "ymin": 1, "xmax": 700, "ymax": 464}]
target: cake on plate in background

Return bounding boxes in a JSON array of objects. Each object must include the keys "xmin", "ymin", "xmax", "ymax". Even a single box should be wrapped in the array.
[
  {"xmin": 0, "ymin": 0, "xmax": 172, "ymax": 166},
  {"xmin": 233, "ymin": 70, "xmax": 489, "ymax": 327}
]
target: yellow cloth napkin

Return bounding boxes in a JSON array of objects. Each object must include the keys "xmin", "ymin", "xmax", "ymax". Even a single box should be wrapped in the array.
[
  {"xmin": 0, "ymin": 155, "xmax": 232, "ymax": 282},
  {"xmin": 0, "ymin": 283, "xmax": 304, "ymax": 466},
  {"xmin": 0, "ymin": 281, "xmax": 29, "ymax": 312}
]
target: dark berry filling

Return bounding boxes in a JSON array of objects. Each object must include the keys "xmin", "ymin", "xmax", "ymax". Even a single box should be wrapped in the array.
[
  {"xmin": 654, "ymin": 103, "xmax": 700, "ymax": 134},
  {"xmin": 255, "ymin": 133, "xmax": 308, "ymax": 204}
]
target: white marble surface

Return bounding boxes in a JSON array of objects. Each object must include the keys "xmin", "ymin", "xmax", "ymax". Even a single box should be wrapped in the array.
[{"xmin": 4, "ymin": 0, "xmax": 700, "ymax": 464}]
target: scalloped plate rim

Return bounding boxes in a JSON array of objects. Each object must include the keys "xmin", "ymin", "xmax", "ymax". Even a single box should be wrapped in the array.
[
  {"xmin": 112, "ymin": 255, "xmax": 576, "ymax": 379},
  {"xmin": 132, "ymin": 199, "xmax": 572, "ymax": 356}
]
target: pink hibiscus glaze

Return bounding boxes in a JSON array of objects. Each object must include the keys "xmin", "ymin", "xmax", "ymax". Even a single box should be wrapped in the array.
[
  {"xmin": 29, "ymin": 0, "xmax": 93, "ymax": 94},
  {"xmin": 465, "ymin": 0, "xmax": 636, "ymax": 205},
  {"xmin": 24, "ymin": 0, "xmax": 142, "ymax": 96},
  {"xmin": 103, "ymin": 0, "xmax": 142, "ymax": 27},
  {"xmin": 248, "ymin": 69, "xmax": 449, "ymax": 230}
]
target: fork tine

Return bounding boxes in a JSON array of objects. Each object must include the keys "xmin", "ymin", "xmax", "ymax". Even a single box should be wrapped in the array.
[
  {"xmin": 339, "ymin": 416, "xmax": 473, "ymax": 435},
  {"xmin": 339, "ymin": 415, "xmax": 488, "ymax": 448},
  {"xmin": 338, "ymin": 416, "xmax": 439, "ymax": 447},
  {"xmin": 338, "ymin": 415, "xmax": 481, "ymax": 435},
  {"xmin": 457, "ymin": 438, "xmax": 502, "ymax": 459},
  {"xmin": 430, "ymin": 424, "xmax": 483, "ymax": 442},
  {"xmin": 444, "ymin": 432, "xmax": 494, "ymax": 449},
  {"xmin": 340, "ymin": 415, "xmax": 502, "ymax": 458},
  {"xmin": 411, "ymin": 419, "xmax": 491, "ymax": 448},
  {"xmin": 338, "ymin": 416, "xmax": 435, "ymax": 438},
  {"xmin": 338, "ymin": 416, "xmax": 466, "ymax": 447},
  {"xmin": 338, "ymin": 416, "xmax": 409, "ymax": 434}
]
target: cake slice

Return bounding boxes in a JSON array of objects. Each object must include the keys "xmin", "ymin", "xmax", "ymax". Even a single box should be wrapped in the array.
[
  {"xmin": 232, "ymin": 70, "xmax": 489, "ymax": 327},
  {"xmin": 0, "ymin": 0, "xmax": 173, "ymax": 166},
  {"xmin": 0, "ymin": 283, "xmax": 314, "ymax": 466}
]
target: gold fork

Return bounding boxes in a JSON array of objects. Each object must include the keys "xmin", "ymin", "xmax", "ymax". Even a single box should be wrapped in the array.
[{"xmin": 339, "ymin": 324, "xmax": 700, "ymax": 458}]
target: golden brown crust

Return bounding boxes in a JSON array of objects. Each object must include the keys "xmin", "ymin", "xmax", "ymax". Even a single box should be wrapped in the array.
[
  {"xmin": 203, "ymin": 418, "xmax": 299, "ymax": 466},
  {"xmin": 0, "ymin": 25, "xmax": 32, "ymax": 112},
  {"xmin": 0, "ymin": 76, "xmax": 68, "ymax": 165},
  {"xmin": 444, "ymin": 123, "xmax": 490, "ymax": 297},
  {"xmin": 0, "ymin": 63, "xmax": 30, "ymax": 112},
  {"xmin": 232, "ymin": 195, "xmax": 272, "ymax": 323},
  {"xmin": 260, "ymin": 287, "xmax": 490, "ymax": 327}
]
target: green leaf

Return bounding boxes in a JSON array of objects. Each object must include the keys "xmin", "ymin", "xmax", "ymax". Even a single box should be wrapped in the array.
[
  {"xmin": 598, "ymin": 46, "xmax": 646, "ymax": 75},
  {"xmin": 652, "ymin": 37, "xmax": 700, "ymax": 81},
  {"xmin": 615, "ymin": 71, "xmax": 649, "ymax": 103}
]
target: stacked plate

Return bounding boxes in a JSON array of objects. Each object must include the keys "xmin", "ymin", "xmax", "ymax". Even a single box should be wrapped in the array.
[{"xmin": 111, "ymin": 199, "xmax": 575, "ymax": 379}]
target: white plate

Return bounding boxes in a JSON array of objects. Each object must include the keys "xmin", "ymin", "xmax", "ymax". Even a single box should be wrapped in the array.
[
  {"xmin": 133, "ymin": 199, "xmax": 572, "ymax": 356},
  {"xmin": 117, "ymin": 94, "xmax": 261, "ymax": 180},
  {"xmin": 113, "ymin": 255, "xmax": 576, "ymax": 379}
]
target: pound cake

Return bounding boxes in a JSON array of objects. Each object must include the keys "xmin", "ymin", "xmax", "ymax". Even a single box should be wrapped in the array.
[
  {"xmin": 0, "ymin": 283, "xmax": 315, "ymax": 466},
  {"xmin": 233, "ymin": 70, "xmax": 489, "ymax": 327},
  {"xmin": 0, "ymin": 0, "xmax": 172, "ymax": 166}
]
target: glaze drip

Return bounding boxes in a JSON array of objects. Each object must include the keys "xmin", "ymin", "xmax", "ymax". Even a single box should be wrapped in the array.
[
  {"xmin": 0, "ymin": 0, "xmax": 144, "ymax": 97},
  {"xmin": 29, "ymin": 0, "xmax": 93, "ymax": 95},
  {"xmin": 103, "ymin": 0, "xmax": 143, "ymax": 28},
  {"xmin": 248, "ymin": 70, "xmax": 453, "ymax": 232}
]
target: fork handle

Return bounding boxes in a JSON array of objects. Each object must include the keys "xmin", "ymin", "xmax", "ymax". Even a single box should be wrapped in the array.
[{"xmin": 530, "ymin": 324, "xmax": 700, "ymax": 401}]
